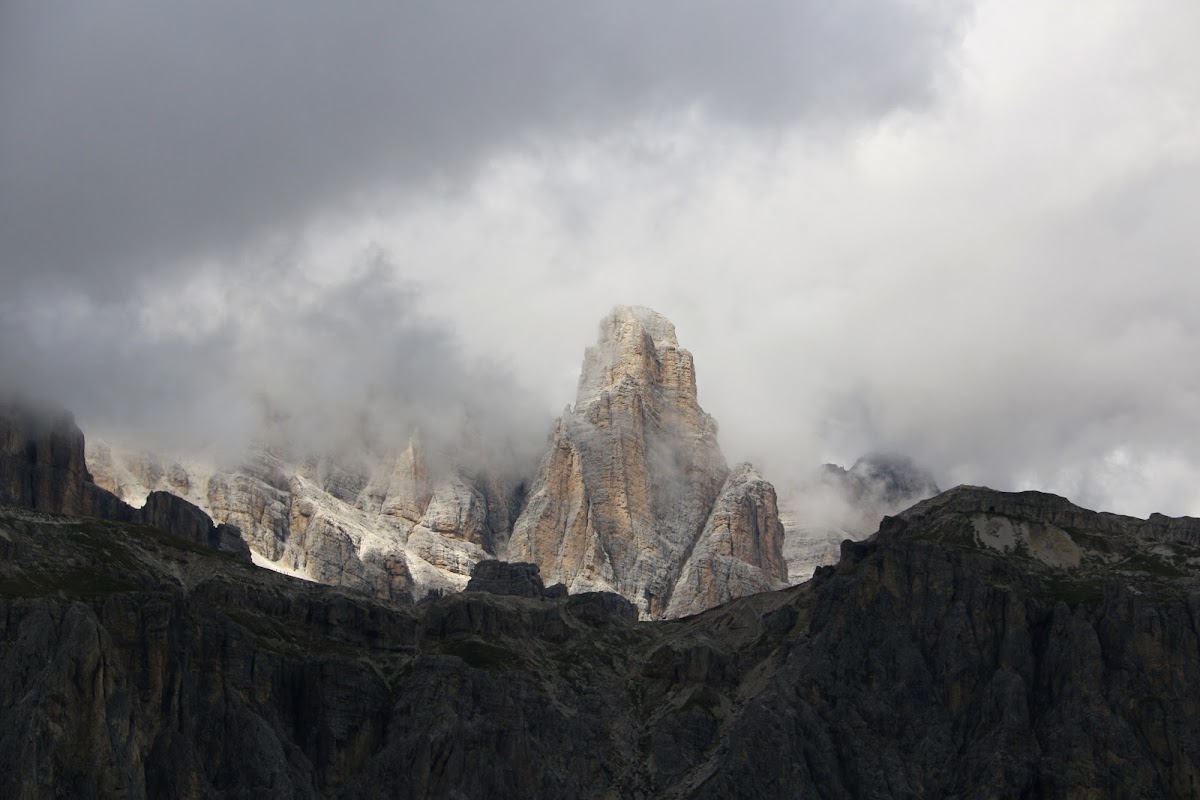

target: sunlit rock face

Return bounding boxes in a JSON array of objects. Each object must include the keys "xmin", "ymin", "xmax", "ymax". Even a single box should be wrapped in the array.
[
  {"xmin": 88, "ymin": 433, "xmax": 524, "ymax": 603},
  {"xmin": 666, "ymin": 464, "xmax": 788, "ymax": 618},
  {"xmin": 509, "ymin": 306, "xmax": 786, "ymax": 618},
  {"xmin": 86, "ymin": 305, "xmax": 784, "ymax": 616},
  {"xmin": 355, "ymin": 436, "xmax": 431, "ymax": 524}
]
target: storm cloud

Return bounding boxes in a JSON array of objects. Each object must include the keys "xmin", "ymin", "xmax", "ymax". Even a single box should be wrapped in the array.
[
  {"xmin": 0, "ymin": 254, "xmax": 550, "ymax": 475},
  {"xmin": 2, "ymin": 0, "xmax": 1199, "ymax": 518},
  {"xmin": 0, "ymin": 0, "xmax": 965, "ymax": 292}
]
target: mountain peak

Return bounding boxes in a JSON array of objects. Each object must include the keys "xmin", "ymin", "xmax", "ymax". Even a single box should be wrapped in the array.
[
  {"xmin": 512, "ymin": 306, "xmax": 782, "ymax": 618},
  {"xmin": 614, "ymin": 305, "xmax": 680, "ymax": 347},
  {"xmin": 577, "ymin": 305, "xmax": 695, "ymax": 406}
]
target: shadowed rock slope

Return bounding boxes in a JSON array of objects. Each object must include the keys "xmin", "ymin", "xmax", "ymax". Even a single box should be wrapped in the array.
[
  {"xmin": 4, "ymin": 483, "xmax": 1200, "ymax": 798},
  {"xmin": 1, "ymin": 403, "xmax": 250, "ymax": 561}
]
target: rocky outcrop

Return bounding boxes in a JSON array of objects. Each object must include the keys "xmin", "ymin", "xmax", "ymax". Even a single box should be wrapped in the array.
[
  {"xmin": 464, "ymin": 560, "xmax": 546, "ymax": 597},
  {"xmin": 823, "ymin": 452, "xmax": 941, "ymax": 508},
  {"xmin": 509, "ymin": 306, "xmax": 784, "ymax": 618},
  {"xmin": 889, "ymin": 483, "xmax": 1200, "ymax": 562},
  {"xmin": 88, "ymin": 439, "xmax": 192, "ymax": 503},
  {"xmin": 88, "ymin": 432, "xmax": 525, "ymax": 603},
  {"xmin": 137, "ymin": 490, "xmax": 252, "ymax": 560},
  {"xmin": 1, "ymin": 404, "xmax": 129, "ymax": 520},
  {"xmin": 356, "ymin": 436, "xmax": 431, "ymax": 523},
  {"xmin": 83, "ymin": 307, "xmax": 781, "ymax": 617},
  {"xmin": 0, "ymin": 403, "xmax": 251, "ymax": 562},
  {"xmin": 779, "ymin": 452, "xmax": 940, "ymax": 582},
  {"xmin": 666, "ymin": 464, "xmax": 788, "ymax": 617},
  {"xmin": 4, "ymin": 485, "xmax": 1200, "ymax": 797}
]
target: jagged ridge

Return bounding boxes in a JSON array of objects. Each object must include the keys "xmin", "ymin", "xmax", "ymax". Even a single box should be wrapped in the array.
[{"xmin": 3, "ymin": 484, "xmax": 1200, "ymax": 796}]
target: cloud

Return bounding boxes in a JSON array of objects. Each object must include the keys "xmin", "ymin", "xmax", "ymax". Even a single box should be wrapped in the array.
[
  {"xmin": 3, "ymin": 0, "xmax": 1198, "ymax": 520},
  {"xmin": 0, "ymin": 255, "xmax": 550, "ymax": 475},
  {"xmin": 301, "ymin": 0, "xmax": 1199, "ymax": 517},
  {"xmin": 0, "ymin": 0, "xmax": 966, "ymax": 295}
]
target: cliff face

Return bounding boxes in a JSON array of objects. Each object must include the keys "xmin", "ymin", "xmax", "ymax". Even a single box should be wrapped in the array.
[
  {"xmin": 1, "ymin": 403, "xmax": 129, "ymax": 520},
  {"xmin": 87, "ymin": 306, "xmax": 784, "ymax": 618},
  {"xmin": 0, "ymin": 404, "xmax": 250, "ymax": 561},
  {"xmin": 138, "ymin": 490, "xmax": 251, "ymax": 561},
  {"xmin": 88, "ymin": 434, "xmax": 524, "ymax": 603},
  {"xmin": 3, "ymin": 485, "xmax": 1200, "ymax": 798},
  {"xmin": 508, "ymin": 306, "xmax": 786, "ymax": 618},
  {"xmin": 666, "ymin": 463, "xmax": 787, "ymax": 617}
]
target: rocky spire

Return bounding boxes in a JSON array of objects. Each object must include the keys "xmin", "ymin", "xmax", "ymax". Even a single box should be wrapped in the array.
[
  {"xmin": 356, "ymin": 433, "xmax": 432, "ymax": 523},
  {"xmin": 509, "ymin": 305, "xmax": 786, "ymax": 618},
  {"xmin": 666, "ymin": 464, "xmax": 788, "ymax": 617}
]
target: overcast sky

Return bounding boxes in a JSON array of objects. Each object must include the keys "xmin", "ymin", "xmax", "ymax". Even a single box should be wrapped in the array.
[{"xmin": 2, "ymin": 0, "xmax": 1198, "ymax": 517}]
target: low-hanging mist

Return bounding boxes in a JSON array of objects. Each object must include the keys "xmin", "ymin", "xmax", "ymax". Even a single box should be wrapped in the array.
[{"xmin": 0, "ymin": 259, "xmax": 552, "ymax": 482}]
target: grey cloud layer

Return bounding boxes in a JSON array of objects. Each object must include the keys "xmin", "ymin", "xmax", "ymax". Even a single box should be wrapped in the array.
[
  {"xmin": 0, "ymin": 260, "xmax": 550, "ymax": 475},
  {"xmin": 0, "ymin": 0, "xmax": 965, "ymax": 292},
  {"xmin": 3, "ymin": 0, "xmax": 1196, "ymax": 521},
  {"xmin": 324, "ymin": 0, "xmax": 1200, "ymax": 517}
]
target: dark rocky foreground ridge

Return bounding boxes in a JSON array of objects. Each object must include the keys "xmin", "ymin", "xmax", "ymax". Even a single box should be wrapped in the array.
[
  {"xmin": 1, "ymin": 403, "xmax": 252, "ymax": 562},
  {"xmin": 4, "ymin": 479, "xmax": 1200, "ymax": 798}
]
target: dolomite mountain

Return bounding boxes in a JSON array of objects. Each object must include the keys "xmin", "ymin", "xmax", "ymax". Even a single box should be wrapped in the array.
[
  {"xmin": 86, "ymin": 306, "xmax": 787, "ymax": 618},
  {"xmin": 508, "ymin": 306, "xmax": 787, "ymax": 618},
  {"xmin": 0, "ymin": 403, "xmax": 251, "ymax": 561},
  {"xmin": 87, "ymin": 432, "xmax": 525, "ymax": 604}
]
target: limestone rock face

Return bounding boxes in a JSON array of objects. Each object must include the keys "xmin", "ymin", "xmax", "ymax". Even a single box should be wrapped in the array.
[
  {"xmin": 88, "ymin": 432, "xmax": 524, "ymax": 602},
  {"xmin": 666, "ymin": 464, "xmax": 788, "ymax": 617},
  {"xmin": 505, "ymin": 418, "xmax": 613, "ymax": 592},
  {"xmin": 0, "ymin": 403, "xmax": 251, "ymax": 561},
  {"xmin": 83, "ymin": 306, "xmax": 783, "ymax": 616},
  {"xmin": 88, "ymin": 440, "xmax": 192, "ymax": 503},
  {"xmin": 509, "ymin": 306, "xmax": 784, "ymax": 618},
  {"xmin": 1, "ymin": 404, "xmax": 127, "ymax": 520},
  {"xmin": 418, "ymin": 471, "xmax": 491, "ymax": 548},
  {"xmin": 138, "ymin": 490, "xmax": 252, "ymax": 561},
  {"xmin": 356, "ymin": 437, "xmax": 431, "ymax": 523}
]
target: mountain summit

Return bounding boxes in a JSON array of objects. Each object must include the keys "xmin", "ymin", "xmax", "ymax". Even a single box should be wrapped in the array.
[{"xmin": 509, "ymin": 306, "xmax": 786, "ymax": 617}]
